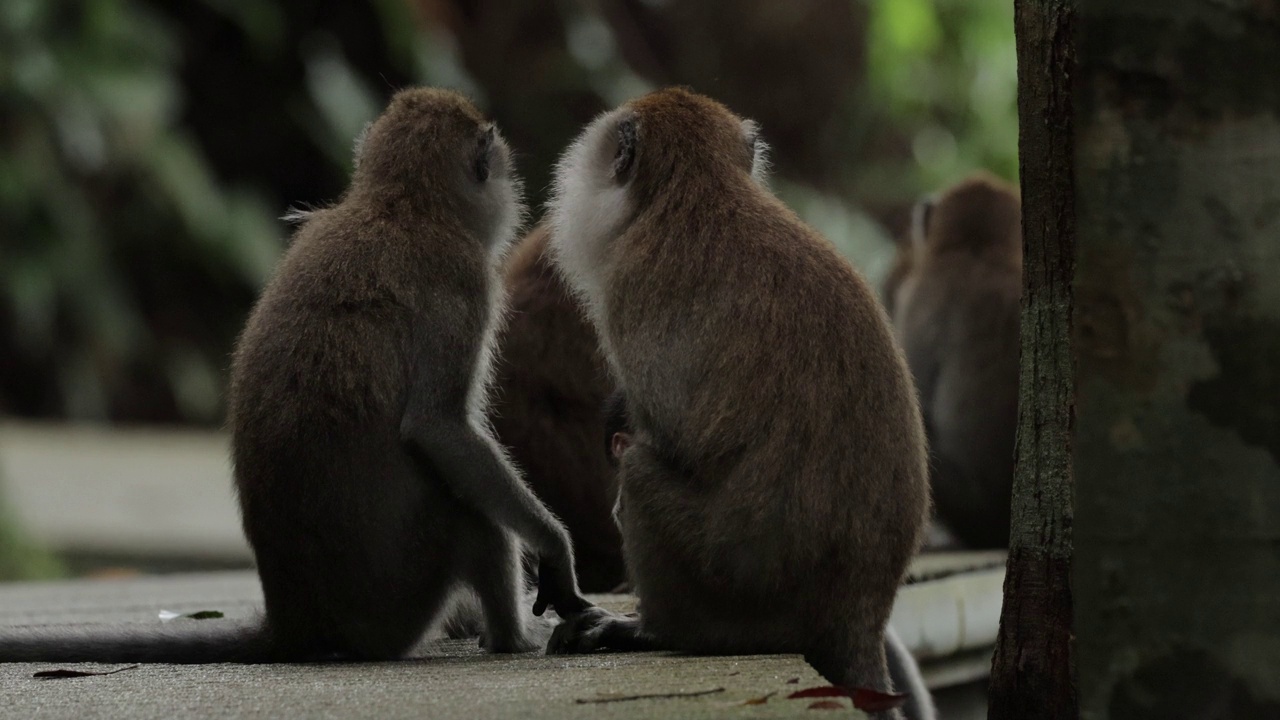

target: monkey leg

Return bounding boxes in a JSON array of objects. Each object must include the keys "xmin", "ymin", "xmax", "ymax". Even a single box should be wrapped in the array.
[
  {"xmin": 809, "ymin": 631, "xmax": 906, "ymax": 720},
  {"xmin": 401, "ymin": 420, "xmax": 590, "ymax": 617},
  {"xmin": 255, "ymin": 513, "xmax": 454, "ymax": 661},
  {"xmin": 463, "ymin": 520, "xmax": 544, "ymax": 654},
  {"xmin": 309, "ymin": 576, "xmax": 454, "ymax": 661},
  {"xmin": 545, "ymin": 607, "xmax": 660, "ymax": 655}
]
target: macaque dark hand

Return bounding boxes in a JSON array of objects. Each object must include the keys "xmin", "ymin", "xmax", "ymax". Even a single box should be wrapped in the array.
[{"xmin": 532, "ymin": 546, "xmax": 593, "ymax": 618}]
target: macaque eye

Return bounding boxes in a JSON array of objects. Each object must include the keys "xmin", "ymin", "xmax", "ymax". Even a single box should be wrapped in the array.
[
  {"xmin": 613, "ymin": 118, "xmax": 637, "ymax": 183},
  {"xmin": 474, "ymin": 125, "xmax": 496, "ymax": 183}
]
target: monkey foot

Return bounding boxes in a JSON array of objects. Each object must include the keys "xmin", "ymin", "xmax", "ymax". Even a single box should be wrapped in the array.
[{"xmin": 546, "ymin": 607, "xmax": 655, "ymax": 655}]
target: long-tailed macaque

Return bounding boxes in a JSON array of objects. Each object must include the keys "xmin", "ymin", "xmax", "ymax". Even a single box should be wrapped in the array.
[
  {"xmin": 885, "ymin": 171, "xmax": 1022, "ymax": 549},
  {"xmin": 543, "ymin": 88, "xmax": 930, "ymax": 720},
  {"xmin": 0, "ymin": 88, "xmax": 589, "ymax": 663}
]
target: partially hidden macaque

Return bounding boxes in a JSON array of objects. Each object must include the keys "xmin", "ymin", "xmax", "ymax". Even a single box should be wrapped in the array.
[
  {"xmin": 543, "ymin": 88, "xmax": 931, "ymax": 720},
  {"xmin": 487, "ymin": 223, "xmax": 625, "ymax": 592},
  {"xmin": 0, "ymin": 87, "xmax": 589, "ymax": 663},
  {"xmin": 885, "ymin": 171, "xmax": 1022, "ymax": 549}
]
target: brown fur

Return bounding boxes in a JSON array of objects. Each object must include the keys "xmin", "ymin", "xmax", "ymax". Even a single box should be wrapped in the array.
[
  {"xmin": 544, "ymin": 89, "xmax": 930, "ymax": 717},
  {"xmin": 0, "ymin": 88, "xmax": 591, "ymax": 664},
  {"xmin": 488, "ymin": 224, "xmax": 625, "ymax": 592},
  {"xmin": 886, "ymin": 171, "xmax": 1022, "ymax": 549}
]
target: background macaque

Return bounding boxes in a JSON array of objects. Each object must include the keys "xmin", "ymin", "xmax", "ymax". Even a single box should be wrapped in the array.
[
  {"xmin": 488, "ymin": 224, "xmax": 625, "ymax": 593},
  {"xmin": 885, "ymin": 171, "xmax": 1022, "ymax": 549}
]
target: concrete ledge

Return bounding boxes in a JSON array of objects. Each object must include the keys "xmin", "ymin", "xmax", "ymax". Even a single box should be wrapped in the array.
[
  {"xmin": 0, "ymin": 422, "xmax": 246, "ymax": 561},
  {"xmin": 0, "ymin": 573, "xmax": 857, "ymax": 719},
  {"xmin": 0, "ymin": 423, "xmax": 1005, "ymax": 709}
]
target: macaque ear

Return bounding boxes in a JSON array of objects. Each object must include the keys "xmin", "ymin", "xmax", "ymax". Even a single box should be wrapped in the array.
[
  {"xmin": 474, "ymin": 124, "xmax": 497, "ymax": 183},
  {"xmin": 352, "ymin": 121, "xmax": 373, "ymax": 170},
  {"xmin": 612, "ymin": 117, "xmax": 638, "ymax": 184},
  {"xmin": 741, "ymin": 119, "xmax": 770, "ymax": 184},
  {"xmin": 910, "ymin": 195, "xmax": 936, "ymax": 251}
]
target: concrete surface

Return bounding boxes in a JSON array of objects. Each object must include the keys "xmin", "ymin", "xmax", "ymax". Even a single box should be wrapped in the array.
[
  {"xmin": 0, "ymin": 422, "xmax": 1002, "ymax": 716},
  {"xmin": 0, "ymin": 574, "xmax": 856, "ymax": 719}
]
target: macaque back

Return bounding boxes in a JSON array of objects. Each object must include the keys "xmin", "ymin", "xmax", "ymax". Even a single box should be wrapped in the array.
[
  {"xmin": 545, "ymin": 88, "xmax": 930, "ymax": 717},
  {"xmin": 886, "ymin": 172, "xmax": 1022, "ymax": 549},
  {"xmin": 487, "ymin": 224, "xmax": 625, "ymax": 592}
]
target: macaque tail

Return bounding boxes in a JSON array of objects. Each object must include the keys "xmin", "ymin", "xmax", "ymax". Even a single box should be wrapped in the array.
[
  {"xmin": 0, "ymin": 619, "xmax": 279, "ymax": 664},
  {"xmin": 885, "ymin": 625, "xmax": 938, "ymax": 720}
]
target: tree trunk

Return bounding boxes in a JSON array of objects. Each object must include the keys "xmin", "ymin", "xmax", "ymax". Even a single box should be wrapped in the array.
[
  {"xmin": 987, "ymin": 2, "xmax": 1078, "ymax": 720},
  {"xmin": 1072, "ymin": 1, "xmax": 1280, "ymax": 717}
]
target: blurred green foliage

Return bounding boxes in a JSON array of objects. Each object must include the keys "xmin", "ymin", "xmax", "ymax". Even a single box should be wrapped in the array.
[
  {"xmin": 862, "ymin": 0, "xmax": 1019, "ymax": 200},
  {"xmin": 1, "ymin": 0, "xmax": 280, "ymax": 423},
  {"xmin": 0, "ymin": 0, "xmax": 432, "ymax": 423},
  {"xmin": 0, "ymin": 0, "xmax": 1018, "ymax": 426}
]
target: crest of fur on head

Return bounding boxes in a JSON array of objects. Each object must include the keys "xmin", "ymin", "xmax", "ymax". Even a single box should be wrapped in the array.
[
  {"xmin": 546, "ymin": 87, "xmax": 770, "ymax": 322},
  {"xmin": 284, "ymin": 88, "xmax": 525, "ymax": 251}
]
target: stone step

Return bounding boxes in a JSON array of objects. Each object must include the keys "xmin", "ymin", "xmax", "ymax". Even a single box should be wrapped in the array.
[
  {"xmin": 0, "ymin": 573, "xmax": 858, "ymax": 719},
  {"xmin": 0, "ymin": 421, "xmax": 1005, "ymax": 703}
]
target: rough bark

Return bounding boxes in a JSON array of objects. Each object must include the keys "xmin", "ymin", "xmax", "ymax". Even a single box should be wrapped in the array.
[
  {"xmin": 1073, "ymin": 1, "xmax": 1280, "ymax": 717},
  {"xmin": 988, "ymin": 2, "xmax": 1078, "ymax": 719}
]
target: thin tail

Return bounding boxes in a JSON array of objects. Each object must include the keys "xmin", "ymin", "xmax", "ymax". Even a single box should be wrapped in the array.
[
  {"xmin": 885, "ymin": 625, "xmax": 938, "ymax": 720},
  {"xmin": 0, "ymin": 619, "xmax": 277, "ymax": 664}
]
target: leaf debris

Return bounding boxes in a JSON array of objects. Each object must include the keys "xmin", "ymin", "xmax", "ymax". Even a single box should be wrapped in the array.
[
  {"xmin": 788, "ymin": 684, "xmax": 907, "ymax": 712},
  {"xmin": 34, "ymin": 665, "xmax": 139, "ymax": 680},
  {"xmin": 576, "ymin": 687, "xmax": 726, "ymax": 704}
]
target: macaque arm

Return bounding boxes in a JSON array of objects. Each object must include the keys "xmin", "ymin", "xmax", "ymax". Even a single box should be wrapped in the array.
[
  {"xmin": 400, "ymin": 414, "xmax": 558, "ymax": 552},
  {"xmin": 400, "ymin": 414, "xmax": 592, "ymax": 616}
]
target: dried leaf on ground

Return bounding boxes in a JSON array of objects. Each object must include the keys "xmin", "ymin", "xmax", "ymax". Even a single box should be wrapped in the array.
[
  {"xmin": 788, "ymin": 685, "xmax": 907, "ymax": 712},
  {"xmin": 34, "ymin": 665, "xmax": 139, "ymax": 680},
  {"xmin": 158, "ymin": 609, "xmax": 224, "ymax": 622},
  {"xmin": 576, "ymin": 687, "xmax": 726, "ymax": 704},
  {"xmin": 739, "ymin": 691, "xmax": 777, "ymax": 706}
]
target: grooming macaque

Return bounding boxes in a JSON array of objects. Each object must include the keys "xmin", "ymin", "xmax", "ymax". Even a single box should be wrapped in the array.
[
  {"xmin": 0, "ymin": 88, "xmax": 589, "ymax": 663},
  {"xmin": 885, "ymin": 172, "xmax": 1022, "ymax": 549},
  {"xmin": 487, "ymin": 223, "xmax": 625, "ymax": 592},
  {"xmin": 543, "ymin": 88, "xmax": 931, "ymax": 719}
]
